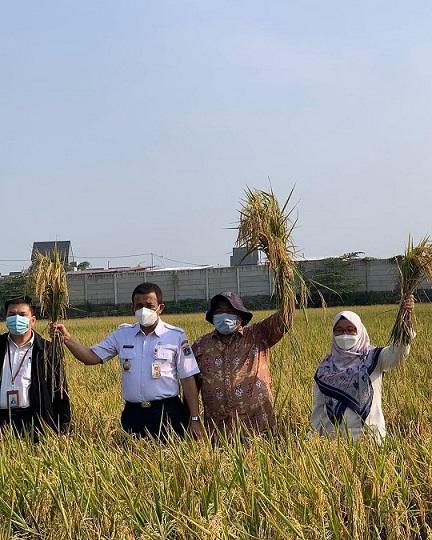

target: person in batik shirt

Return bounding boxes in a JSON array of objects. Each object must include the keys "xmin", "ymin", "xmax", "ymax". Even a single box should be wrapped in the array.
[{"xmin": 192, "ymin": 292, "xmax": 290, "ymax": 435}]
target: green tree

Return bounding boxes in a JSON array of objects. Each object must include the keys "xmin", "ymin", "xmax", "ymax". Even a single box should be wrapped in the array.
[
  {"xmin": 77, "ymin": 261, "xmax": 91, "ymax": 271},
  {"xmin": 0, "ymin": 273, "xmax": 31, "ymax": 314},
  {"xmin": 313, "ymin": 252, "xmax": 364, "ymax": 302},
  {"xmin": 64, "ymin": 261, "xmax": 91, "ymax": 272}
]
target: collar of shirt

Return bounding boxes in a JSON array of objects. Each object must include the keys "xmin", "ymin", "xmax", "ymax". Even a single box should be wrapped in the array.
[
  {"xmin": 133, "ymin": 319, "xmax": 167, "ymax": 338},
  {"xmin": 7, "ymin": 331, "xmax": 35, "ymax": 351}
]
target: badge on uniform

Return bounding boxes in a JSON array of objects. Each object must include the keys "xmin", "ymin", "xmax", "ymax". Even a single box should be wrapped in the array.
[
  {"xmin": 181, "ymin": 340, "xmax": 192, "ymax": 357},
  {"xmin": 151, "ymin": 362, "xmax": 161, "ymax": 379},
  {"xmin": 7, "ymin": 390, "xmax": 19, "ymax": 409}
]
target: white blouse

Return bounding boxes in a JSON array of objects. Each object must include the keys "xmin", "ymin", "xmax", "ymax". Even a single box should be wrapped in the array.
[
  {"xmin": 0, "ymin": 334, "xmax": 34, "ymax": 409},
  {"xmin": 310, "ymin": 344, "xmax": 410, "ymax": 442}
]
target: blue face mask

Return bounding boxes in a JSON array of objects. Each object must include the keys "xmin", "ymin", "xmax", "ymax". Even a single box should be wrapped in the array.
[
  {"xmin": 6, "ymin": 315, "xmax": 31, "ymax": 336},
  {"xmin": 213, "ymin": 313, "xmax": 239, "ymax": 335}
]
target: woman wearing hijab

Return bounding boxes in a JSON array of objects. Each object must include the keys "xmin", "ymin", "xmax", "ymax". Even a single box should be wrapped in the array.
[{"xmin": 310, "ymin": 295, "xmax": 415, "ymax": 442}]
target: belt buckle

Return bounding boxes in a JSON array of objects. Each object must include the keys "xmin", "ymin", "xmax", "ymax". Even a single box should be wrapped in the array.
[{"xmin": 141, "ymin": 401, "xmax": 151, "ymax": 408}]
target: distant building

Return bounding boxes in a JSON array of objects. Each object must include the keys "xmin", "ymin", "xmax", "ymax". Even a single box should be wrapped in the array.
[
  {"xmin": 31, "ymin": 241, "xmax": 73, "ymax": 265},
  {"xmin": 230, "ymin": 247, "xmax": 261, "ymax": 266}
]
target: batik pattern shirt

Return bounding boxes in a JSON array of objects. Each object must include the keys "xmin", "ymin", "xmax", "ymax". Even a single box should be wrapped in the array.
[{"xmin": 192, "ymin": 312, "xmax": 285, "ymax": 433}]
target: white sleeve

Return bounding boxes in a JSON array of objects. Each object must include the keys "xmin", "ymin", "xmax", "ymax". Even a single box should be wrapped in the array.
[
  {"xmin": 377, "ymin": 344, "xmax": 410, "ymax": 372},
  {"xmin": 310, "ymin": 383, "xmax": 327, "ymax": 434},
  {"xmin": 176, "ymin": 333, "xmax": 200, "ymax": 379},
  {"xmin": 91, "ymin": 331, "xmax": 120, "ymax": 363}
]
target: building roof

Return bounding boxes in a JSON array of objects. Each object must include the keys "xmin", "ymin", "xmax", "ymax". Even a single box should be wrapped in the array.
[
  {"xmin": 66, "ymin": 265, "xmax": 213, "ymax": 275},
  {"xmin": 31, "ymin": 241, "xmax": 72, "ymax": 262}
]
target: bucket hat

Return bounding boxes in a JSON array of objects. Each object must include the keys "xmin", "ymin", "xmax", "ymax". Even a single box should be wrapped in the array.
[{"xmin": 205, "ymin": 291, "xmax": 253, "ymax": 326}]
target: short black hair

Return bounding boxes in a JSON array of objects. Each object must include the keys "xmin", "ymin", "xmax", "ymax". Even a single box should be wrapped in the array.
[
  {"xmin": 4, "ymin": 296, "xmax": 35, "ymax": 316},
  {"xmin": 131, "ymin": 283, "xmax": 163, "ymax": 304}
]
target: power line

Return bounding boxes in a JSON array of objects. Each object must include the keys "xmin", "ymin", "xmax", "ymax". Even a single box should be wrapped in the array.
[
  {"xmin": 75, "ymin": 252, "xmax": 152, "ymax": 260},
  {"xmin": 0, "ymin": 253, "xmax": 153, "ymax": 262},
  {"xmin": 0, "ymin": 252, "xmax": 206, "ymax": 267},
  {"xmin": 153, "ymin": 253, "xmax": 207, "ymax": 267}
]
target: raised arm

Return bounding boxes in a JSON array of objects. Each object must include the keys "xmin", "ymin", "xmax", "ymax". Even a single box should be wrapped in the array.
[
  {"xmin": 378, "ymin": 294, "xmax": 415, "ymax": 372},
  {"xmin": 50, "ymin": 323, "xmax": 103, "ymax": 365},
  {"xmin": 251, "ymin": 309, "xmax": 290, "ymax": 348},
  {"xmin": 377, "ymin": 343, "xmax": 411, "ymax": 372}
]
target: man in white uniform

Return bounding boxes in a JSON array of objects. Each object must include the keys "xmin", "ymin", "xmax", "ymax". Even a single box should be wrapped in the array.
[{"xmin": 52, "ymin": 283, "xmax": 203, "ymax": 440}]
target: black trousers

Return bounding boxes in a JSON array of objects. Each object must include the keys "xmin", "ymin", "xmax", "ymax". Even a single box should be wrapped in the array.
[
  {"xmin": 0, "ymin": 408, "xmax": 40, "ymax": 440},
  {"xmin": 121, "ymin": 396, "xmax": 187, "ymax": 440}
]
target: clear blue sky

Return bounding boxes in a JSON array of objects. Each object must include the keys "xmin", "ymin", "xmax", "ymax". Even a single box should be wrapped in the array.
[{"xmin": 1, "ymin": 1, "xmax": 431, "ymax": 274}]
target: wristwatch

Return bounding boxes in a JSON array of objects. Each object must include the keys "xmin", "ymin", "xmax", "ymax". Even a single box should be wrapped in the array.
[{"xmin": 190, "ymin": 416, "xmax": 200, "ymax": 422}]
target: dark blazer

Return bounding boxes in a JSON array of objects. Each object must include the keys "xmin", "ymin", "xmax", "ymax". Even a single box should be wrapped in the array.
[{"xmin": 0, "ymin": 332, "xmax": 71, "ymax": 434}]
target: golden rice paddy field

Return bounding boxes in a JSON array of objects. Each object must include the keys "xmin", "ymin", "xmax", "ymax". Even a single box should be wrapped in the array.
[{"xmin": 0, "ymin": 304, "xmax": 431, "ymax": 539}]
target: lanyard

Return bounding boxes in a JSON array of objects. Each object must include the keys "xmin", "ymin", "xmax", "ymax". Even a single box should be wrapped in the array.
[{"xmin": 7, "ymin": 341, "xmax": 32, "ymax": 386}]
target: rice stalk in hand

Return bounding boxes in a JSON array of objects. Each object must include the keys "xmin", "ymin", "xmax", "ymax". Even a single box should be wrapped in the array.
[
  {"xmin": 389, "ymin": 236, "xmax": 432, "ymax": 346},
  {"xmin": 30, "ymin": 246, "xmax": 70, "ymax": 396},
  {"xmin": 236, "ymin": 187, "xmax": 307, "ymax": 330}
]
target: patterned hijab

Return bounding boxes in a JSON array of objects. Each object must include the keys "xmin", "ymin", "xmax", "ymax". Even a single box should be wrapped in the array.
[
  {"xmin": 326, "ymin": 311, "xmax": 372, "ymax": 370},
  {"xmin": 314, "ymin": 311, "xmax": 377, "ymax": 424}
]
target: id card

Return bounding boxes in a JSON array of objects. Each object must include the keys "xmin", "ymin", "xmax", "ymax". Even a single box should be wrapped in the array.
[
  {"xmin": 7, "ymin": 390, "xmax": 19, "ymax": 409},
  {"xmin": 151, "ymin": 362, "xmax": 161, "ymax": 379}
]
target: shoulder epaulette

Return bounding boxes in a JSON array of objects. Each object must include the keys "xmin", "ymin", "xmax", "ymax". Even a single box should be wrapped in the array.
[
  {"xmin": 163, "ymin": 322, "xmax": 184, "ymax": 333},
  {"xmin": 117, "ymin": 323, "xmax": 136, "ymax": 329}
]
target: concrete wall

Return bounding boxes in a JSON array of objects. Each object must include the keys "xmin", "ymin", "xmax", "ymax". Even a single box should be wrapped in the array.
[{"xmin": 67, "ymin": 258, "xmax": 432, "ymax": 305}]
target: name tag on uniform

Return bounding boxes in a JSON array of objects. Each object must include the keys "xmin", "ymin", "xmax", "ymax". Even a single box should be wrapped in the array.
[
  {"xmin": 7, "ymin": 390, "xmax": 19, "ymax": 409},
  {"xmin": 151, "ymin": 362, "xmax": 161, "ymax": 379}
]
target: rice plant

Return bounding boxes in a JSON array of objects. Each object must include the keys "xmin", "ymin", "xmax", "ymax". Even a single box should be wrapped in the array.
[
  {"xmin": 0, "ymin": 306, "xmax": 431, "ymax": 539},
  {"xmin": 389, "ymin": 236, "xmax": 432, "ymax": 346},
  {"xmin": 236, "ymin": 187, "xmax": 307, "ymax": 330},
  {"xmin": 29, "ymin": 245, "xmax": 70, "ymax": 395}
]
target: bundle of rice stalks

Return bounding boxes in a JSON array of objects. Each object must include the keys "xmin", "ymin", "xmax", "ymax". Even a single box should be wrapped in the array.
[
  {"xmin": 237, "ymin": 187, "xmax": 306, "ymax": 330},
  {"xmin": 30, "ymin": 246, "xmax": 70, "ymax": 395},
  {"xmin": 389, "ymin": 236, "xmax": 432, "ymax": 346}
]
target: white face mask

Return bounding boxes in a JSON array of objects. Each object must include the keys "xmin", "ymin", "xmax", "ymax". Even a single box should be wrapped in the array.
[
  {"xmin": 135, "ymin": 307, "xmax": 159, "ymax": 327},
  {"xmin": 334, "ymin": 334, "xmax": 358, "ymax": 350}
]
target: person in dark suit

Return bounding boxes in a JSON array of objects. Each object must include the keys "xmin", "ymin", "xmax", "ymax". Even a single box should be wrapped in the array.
[{"xmin": 0, "ymin": 296, "xmax": 70, "ymax": 438}]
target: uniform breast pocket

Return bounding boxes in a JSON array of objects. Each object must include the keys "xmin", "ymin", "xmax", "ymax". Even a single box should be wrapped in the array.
[
  {"xmin": 119, "ymin": 352, "xmax": 136, "ymax": 374},
  {"xmin": 155, "ymin": 345, "xmax": 177, "ymax": 378}
]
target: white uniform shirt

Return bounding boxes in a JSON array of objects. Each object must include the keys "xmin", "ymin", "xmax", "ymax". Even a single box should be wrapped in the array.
[
  {"xmin": 0, "ymin": 333, "xmax": 34, "ymax": 409},
  {"xmin": 310, "ymin": 344, "xmax": 410, "ymax": 442},
  {"xmin": 91, "ymin": 320, "xmax": 200, "ymax": 403}
]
